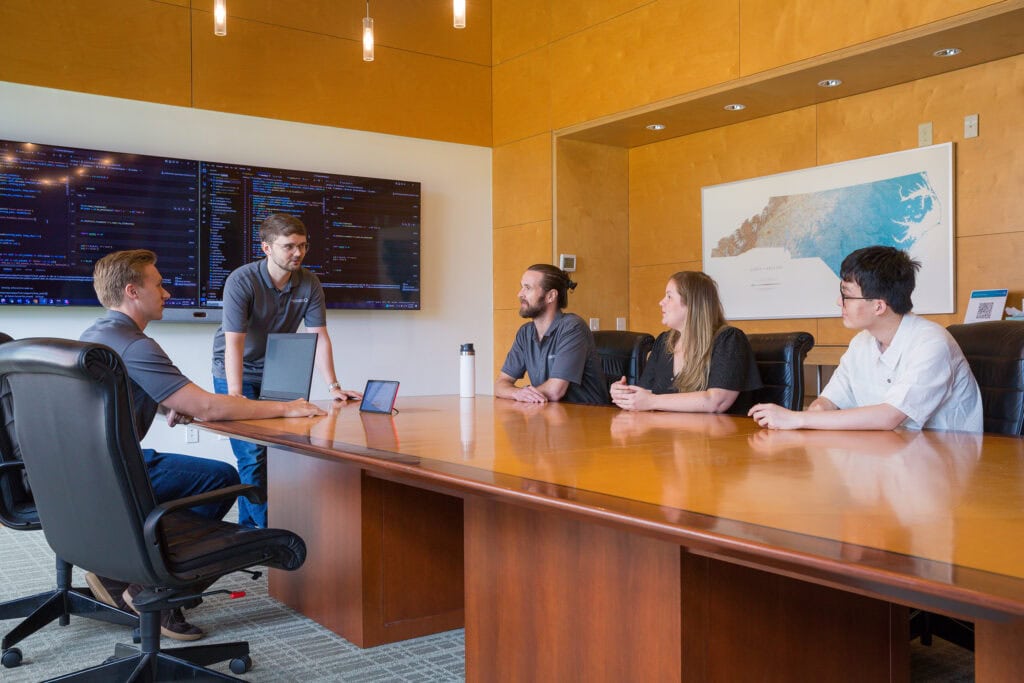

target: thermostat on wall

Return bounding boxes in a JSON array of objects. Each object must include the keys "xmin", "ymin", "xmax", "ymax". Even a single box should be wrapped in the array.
[{"xmin": 559, "ymin": 254, "xmax": 577, "ymax": 272}]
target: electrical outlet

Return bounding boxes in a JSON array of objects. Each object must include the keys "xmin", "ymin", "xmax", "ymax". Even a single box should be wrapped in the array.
[
  {"xmin": 589, "ymin": 317, "xmax": 600, "ymax": 331},
  {"xmin": 185, "ymin": 426, "xmax": 200, "ymax": 444},
  {"xmin": 964, "ymin": 114, "xmax": 979, "ymax": 139},
  {"xmin": 616, "ymin": 317, "xmax": 626, "ymax": 331},
  {"xmin": 917, "ymin": 122, "xmax": 933, "ymax": 147}
]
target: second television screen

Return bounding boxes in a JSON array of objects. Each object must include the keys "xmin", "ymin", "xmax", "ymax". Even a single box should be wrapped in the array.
[{"xmin": 201, "ymin": 161, "xmax": 420, "ymax": 311}]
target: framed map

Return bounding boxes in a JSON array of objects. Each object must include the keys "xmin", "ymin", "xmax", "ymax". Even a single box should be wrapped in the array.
[{"xmin": 702, "ymin": 143, "xmax": 954, "ymax": 320}]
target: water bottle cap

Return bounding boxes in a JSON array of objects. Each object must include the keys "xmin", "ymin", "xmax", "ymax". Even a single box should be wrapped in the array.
[{"xmin": 460, "ymin": 343, "xmax": 475, "ymax": 353}]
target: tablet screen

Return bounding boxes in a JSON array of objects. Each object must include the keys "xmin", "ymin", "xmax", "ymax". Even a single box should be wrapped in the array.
[{"xmin": 360, "ymin": 380, "xmax": 400, "ymax": 414}]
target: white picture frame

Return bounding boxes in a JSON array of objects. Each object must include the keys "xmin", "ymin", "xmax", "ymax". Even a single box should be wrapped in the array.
[{"xmin": 702, "ymin": 143, "xmax": 955, "ymax": 320}]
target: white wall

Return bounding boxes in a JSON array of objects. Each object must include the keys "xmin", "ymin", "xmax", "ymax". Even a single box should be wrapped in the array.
[{"xmin": 0, "ymin": 81, "xmax": 493, "ymax": 460}]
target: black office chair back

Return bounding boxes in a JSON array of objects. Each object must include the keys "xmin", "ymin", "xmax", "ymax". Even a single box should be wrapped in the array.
[
  {"xmin": 0, "ymin": 338, "xmax": 167, "ymax": 586},
  {"xmin": 0, "ymin": 331, "xmax": 38, "ymax": 531},
  {"xmin": 947, "ymin": 321, "xmax": 1024, "ymax": 435},
  {"xmin": 748, "ymin": 332, "xmax": 815, "ymax": 411},
  {"xmin": 593, "ymin": 330, "xmax": 656, "ymax": 388}
]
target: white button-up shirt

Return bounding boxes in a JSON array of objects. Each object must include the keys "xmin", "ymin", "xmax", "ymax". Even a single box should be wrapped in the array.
[{"xmin": 821, "ymin": 314, "xmax": 983, "ymax": 433}]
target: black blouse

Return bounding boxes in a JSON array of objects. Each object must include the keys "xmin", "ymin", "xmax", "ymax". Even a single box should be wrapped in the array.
[{"xmin": 637, "ymin": 326, "xmax": 762, "ymax": 414}]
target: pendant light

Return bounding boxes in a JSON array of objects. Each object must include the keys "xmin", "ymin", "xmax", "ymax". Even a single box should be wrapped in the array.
[
  {"xmin": 362, "ymin": 1, "xmax": 374, "ymax": 62},
  {"xmin": 214, "ymin": 0, "xmax": 227, "ymax": 36},
  {"xmin": 453, "ymin": 0, "xmax": 466, "ymax": 29}
]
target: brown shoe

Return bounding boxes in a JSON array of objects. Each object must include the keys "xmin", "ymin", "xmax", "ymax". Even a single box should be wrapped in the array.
[
  {"xmin": 84, "ymin": 572, "xmax": 130, "ymax": 611},
  {"xmin": 122, "ymin": 585, "xmax": 204, "ymax": 642}
]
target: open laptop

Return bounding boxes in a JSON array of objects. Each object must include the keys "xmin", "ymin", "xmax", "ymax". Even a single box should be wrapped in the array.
[
  {"xmin": 258, "ymin": 333, "xmax": 318, "ymax": 401},
  {"xmin": 359, "ymin": 380, "xmax": 400, "ymax": 414}
]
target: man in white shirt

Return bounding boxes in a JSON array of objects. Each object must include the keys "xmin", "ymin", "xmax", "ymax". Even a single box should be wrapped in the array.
[{"xmin": 749, "ymin": 246, "xmax": 982, "ymax": 433}]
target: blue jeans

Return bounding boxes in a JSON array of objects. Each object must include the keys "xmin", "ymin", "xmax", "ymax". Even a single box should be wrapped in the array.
[
  {"xmin": 142, "ymin": 448, "xmax": 239, "ymax": 520},
  {"xmin": 212, "ymin": 376, "xmax": 267, "ymax": 528}
]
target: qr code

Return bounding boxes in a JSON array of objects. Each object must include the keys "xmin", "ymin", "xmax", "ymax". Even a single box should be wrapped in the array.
[{"xmin": 976, "ymin": 302, "xmax": 994, "ymax": 319}]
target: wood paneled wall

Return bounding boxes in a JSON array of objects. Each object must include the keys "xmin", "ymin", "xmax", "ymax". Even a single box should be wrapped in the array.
[
  {"xmin": 628, "ymin": 55, "xmax": 1024, "ymax": 343},
  {"xmin": 0, "ymin": 0, "xmax": 492, "ymax": 146},
  {"xmin": 491, "ymin": 0, "xmax": 1016, "ymax": 376},
  {"xmin": 555, "ymin": 139, "xmax": 629, "ymax": 330}
]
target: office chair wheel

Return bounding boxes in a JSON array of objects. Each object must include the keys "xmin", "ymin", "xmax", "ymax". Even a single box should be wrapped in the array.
[
  {"xmin": 229, "ymin": 655, "xmax": 252, "ymax": 674},
  {"xmin": 2, "ymin": 647, "xmax": 23, "ymax": 668}
]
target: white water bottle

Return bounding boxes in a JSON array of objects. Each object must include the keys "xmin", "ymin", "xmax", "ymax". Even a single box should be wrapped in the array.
[{"xmin": 459, "ymin": 343, "xmax": 475, "ymax": 398}]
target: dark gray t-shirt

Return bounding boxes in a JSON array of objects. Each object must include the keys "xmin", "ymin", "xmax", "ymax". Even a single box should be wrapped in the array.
[
  {"xmin": 501, "ymin": 312, "xmax": 609, "ymax": 405},
  {"xmin": 211, "ymin": 259, "xmax": 327, "ymax": 383},
  {"xmin": 80, "ymin": 310, "xmax": 191, "ymax": 440}
]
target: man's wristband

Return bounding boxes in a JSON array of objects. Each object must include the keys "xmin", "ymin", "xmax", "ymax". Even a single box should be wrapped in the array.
[{"xmin": 327, "ymin": 382, "xmax": 342, "ymax": 391}]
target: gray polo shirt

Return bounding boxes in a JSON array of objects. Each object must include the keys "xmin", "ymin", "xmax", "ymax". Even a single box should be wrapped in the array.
[
  {"xmin": 80, "ymin": 310, "xmax": 191, "ymax": 440},
  {"xmin": 211, "ymin": 259, "xmax": 327, "ymax": 383},
  {"xmin": 501, "ymin": 311, "xmax": 609, "ymax": 405}
]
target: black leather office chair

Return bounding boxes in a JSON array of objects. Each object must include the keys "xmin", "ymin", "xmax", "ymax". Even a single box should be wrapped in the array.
[
  {"xmin": 948, "ymin": 320, "xmax": 1024, "ymax": 435},
  {"xmin": 0, "ymin": 338, "xmax": 306, "ymax": 681},
  {"xmin": 747, "ymin": 332, "xmax": 815, "ymax": 411},
  {"xmin": 0, "ymin": 333, "xmax": 137, "ymax": 670},
  {"xmin": 593, "ymin": 330, "xmax": 656, "ymax": 388},
  {"xmin": 909, "ymin": 321, "xmax": 1024, "ymax": 652}
]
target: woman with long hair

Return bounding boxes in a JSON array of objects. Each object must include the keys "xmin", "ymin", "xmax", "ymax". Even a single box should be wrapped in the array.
[{"xmin": 610, "ymin": 271, "xmax": 761, "ymax": 413}]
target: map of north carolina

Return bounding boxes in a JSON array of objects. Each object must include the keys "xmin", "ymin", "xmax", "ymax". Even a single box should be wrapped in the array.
[{"xmin": 709, "ymin": 172, "xmax": 940, "ymax": 276}]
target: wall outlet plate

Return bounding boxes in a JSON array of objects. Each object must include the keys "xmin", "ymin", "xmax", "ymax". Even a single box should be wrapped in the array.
[
  {"xmin": 918, "ymin": 122, "xmax": 933, "ymax": 147},
  {"xmin": 964, "ymin": 114, "xmax": 979, "ymax": 139}
]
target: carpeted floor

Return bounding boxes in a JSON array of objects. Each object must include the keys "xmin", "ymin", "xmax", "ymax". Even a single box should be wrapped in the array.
[
  {"xmin": 1, "ymin": 515, "xmax": 973, "ymax": 681},
  {"xmin": 0, "ymin": 520, "xmax": 464, "ymax": 682}
]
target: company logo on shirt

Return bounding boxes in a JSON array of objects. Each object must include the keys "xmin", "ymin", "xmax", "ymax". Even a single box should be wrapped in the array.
[{"xmin": 289, "ymin": 297, "xmax": 310, "ymax": 304}]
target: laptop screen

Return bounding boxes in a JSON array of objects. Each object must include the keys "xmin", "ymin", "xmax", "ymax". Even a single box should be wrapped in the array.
[{"xmin": 258, "ymin": 333, "xmax": 318, "ymax": 401}]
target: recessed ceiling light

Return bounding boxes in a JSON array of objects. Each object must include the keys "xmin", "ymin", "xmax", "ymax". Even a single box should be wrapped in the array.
[
  {"xmin": 933, "ymin": 47, "xmax": 961, "ymax": 57},
  {"xmin": 645, "ymin": 124, "xmax": 666, "ymax": 131},
  {"xmin": 723, "ymin": 103, "xmax": 746, "ymax": 111},
  {"xmin": 817, "ymin": 78, "xmax": 842, "ymax": 88}
]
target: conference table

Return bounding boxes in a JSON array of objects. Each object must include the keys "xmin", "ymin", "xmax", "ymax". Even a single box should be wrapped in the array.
[{"xmin": 201, "ymin": 397, "xmax": 1024, "ymax": 682}]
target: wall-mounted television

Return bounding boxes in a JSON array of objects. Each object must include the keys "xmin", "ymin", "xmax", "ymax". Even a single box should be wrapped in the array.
[{"xmin": 0, "ymin": 138, "xmax": 421, "ymax": 321}]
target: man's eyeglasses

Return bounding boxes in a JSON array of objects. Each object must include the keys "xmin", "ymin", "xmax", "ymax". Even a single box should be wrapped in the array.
[
  {"xmin": 839, "ymin": 287, "xmax": 876, "ymax": 305},
  {"xmin": 272, "ymin": 241, "xmax": 310, "ymax": 254}
]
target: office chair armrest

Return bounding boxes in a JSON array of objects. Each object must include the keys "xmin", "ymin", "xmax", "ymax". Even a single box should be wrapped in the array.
[
  {"xmin": 143, "ymin": 483, "xmax": 263, "ymax": 545},
  {"xmin": 0, "ymin": 460, "xmax": 26, "ymax": 474}
]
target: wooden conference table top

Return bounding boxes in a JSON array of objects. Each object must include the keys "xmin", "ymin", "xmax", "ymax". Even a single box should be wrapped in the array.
[{"xmin": 203, "ymin": 396, "xmax": 1024, "ymax": 621}]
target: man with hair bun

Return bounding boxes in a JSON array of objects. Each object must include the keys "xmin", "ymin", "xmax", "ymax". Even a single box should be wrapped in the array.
[{"xmin": 495, "ymin": 264, "xmax": 608, "ymax": 405}]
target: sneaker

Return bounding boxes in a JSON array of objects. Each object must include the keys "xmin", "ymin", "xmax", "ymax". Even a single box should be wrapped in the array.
[
  {"xmin": 84, "ymin": 572, "xmax": 130, "ymax": 611},
  {"xmin": 122, "ymin": 585, "xmax": 204, "ymax": 642}
]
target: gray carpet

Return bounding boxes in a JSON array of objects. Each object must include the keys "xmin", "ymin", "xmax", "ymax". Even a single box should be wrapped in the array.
[
  {"xmin": 0, "ymin": 520, "xmax": 464, "ymax": 682},
  {"xmin": 1, "ymin": 516, "xmax": 973, "ymax": 681}
]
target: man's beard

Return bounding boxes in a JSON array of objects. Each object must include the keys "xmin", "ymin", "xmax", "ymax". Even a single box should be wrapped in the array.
[
  {"xmin": 519, "ymin": 300, "xmax": 544, "ymax": 319},
  {"xmin": 271, "ymin": 254, "xmax": 303, "ymax": 272}
]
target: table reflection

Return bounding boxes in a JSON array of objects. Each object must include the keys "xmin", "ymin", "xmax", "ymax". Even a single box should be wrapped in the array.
[{"xmin": 745, "ymin": 429, "xmax": 982, "ymax": 567}]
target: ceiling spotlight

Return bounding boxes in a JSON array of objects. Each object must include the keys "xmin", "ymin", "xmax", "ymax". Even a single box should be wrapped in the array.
[
  {"xmin": 817, "ymin": 78, "xmax": 842, "ymax": 88},
  {"xmin": 933, "ymin": 48, "xmax": 961, "ymax": 57},
  {"xmin": 645, "ymin": 124, "xmax": 666, "ymax": 131},
  {"xmin": 723, "ymin": 103, "xmax": 746, "ymax": 111}
]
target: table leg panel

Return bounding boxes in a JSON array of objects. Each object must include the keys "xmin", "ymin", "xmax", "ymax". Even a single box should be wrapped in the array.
[
  {"xmin": 682, "ymin": 553, "xmax": 909, "ymax": 682},
  {"xmin": 267, "ymin": 447, "xmax": 464, "ymax": 647},
  {"xmin": 464, "ymin": 495, "xmax": 682, "ymax": 682},
  {"xmin": 976, "ymin": 617, "xmax": 1024, "ymax": 682}
]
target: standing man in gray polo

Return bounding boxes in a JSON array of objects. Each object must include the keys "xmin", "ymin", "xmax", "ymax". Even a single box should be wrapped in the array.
[
  {"xmin": 495, "ymin": 263, "xmax": 609, "ymax": 405},
  {"xmin": 212, "ymin": 213, "xmax": 361, "ymax": 528}
]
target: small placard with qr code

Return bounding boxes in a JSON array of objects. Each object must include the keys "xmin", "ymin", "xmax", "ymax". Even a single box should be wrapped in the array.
[{"xmin": 964, "ymin": 289, "xmax": 1008, "ymax": 324}]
